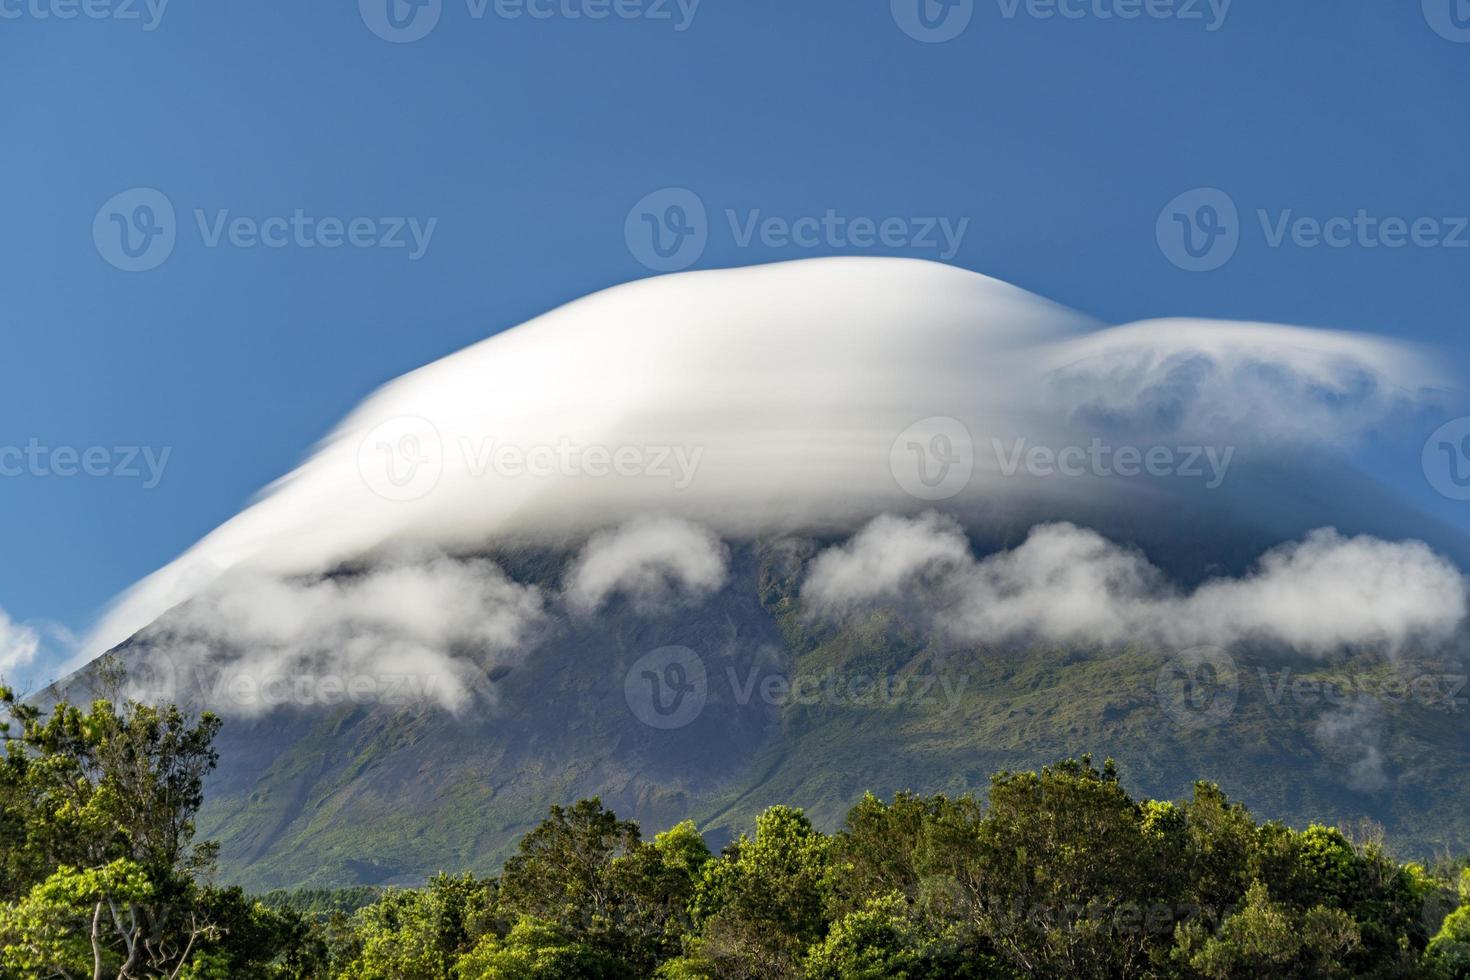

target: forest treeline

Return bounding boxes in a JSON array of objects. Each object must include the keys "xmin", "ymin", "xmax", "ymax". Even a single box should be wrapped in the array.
[{"xmin": 3, "ymin": 669, "xmax": 1470, "ymax": 979}]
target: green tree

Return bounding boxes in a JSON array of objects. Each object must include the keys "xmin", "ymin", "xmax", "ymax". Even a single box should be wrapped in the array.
[
  {"xmin": 0, "ymin": 670, "xmax": 230, "ymax": 979},
  {"xmin": 968, "ymin": 757, "xmax": 1171, "ymax": 977},
  {"xmin": 497, "ymin": 798, "xmax": 641, "ymax": 934},
  {"xmin": 801, "ymin": 893, "xmax": 999, "ymax": 980},
  {"xmin": 680, "ymin": 805, "xmax": 834, "ymax": 979},
  {"xmin": 1429, "ymin": 869, "xmax": 1470, "ymax": 978},
  {"xmin": 454, "ymin": 916, "xmax": 633, "ymax": 980},
  {"xmin": 605, "ymin": 820, "xmax": 711, "ymax": 970},
  {"xmin": 1173, "ymin": 878, "xmax": 1361, "ymax": 980},
  {"xmin": 336, "ymin": 873, "xmax": 496, "ymax": 980}
]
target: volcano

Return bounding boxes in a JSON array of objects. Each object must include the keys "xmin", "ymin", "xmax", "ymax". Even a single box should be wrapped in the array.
[{"xmin": 53, "ymin": 258, "xmax": 1470, "ymax": 889}]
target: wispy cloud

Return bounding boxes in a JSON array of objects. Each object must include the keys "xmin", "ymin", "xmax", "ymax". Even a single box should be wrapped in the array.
[
  {"xmin": 1313, "ymin": 702, "xmax": 1389, "ymax": 793},
  {"xmin": 564, "ymin": 516, "xmax": 728, "ymax": 615},
  {"xmin": 803, "ymin": 513, "xmax": 1467, "ymax": 657},
  {"xmin": 0, "ymin": 608, "xmax": 41, "ymax": 679},
  {"xmin": 119, "ymin": 556, "xmax": 546, "ymax": 717}
]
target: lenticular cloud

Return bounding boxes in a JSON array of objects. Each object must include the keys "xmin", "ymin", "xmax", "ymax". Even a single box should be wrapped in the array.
[{"xmin": 83, "ymin": 257, "xmax": 1456, "ymax": 660}]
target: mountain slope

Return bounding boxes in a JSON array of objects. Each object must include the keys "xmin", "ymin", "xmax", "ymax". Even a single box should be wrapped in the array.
[{"xmin": 60, "ymin": 538, "xmax": 1469, "ymax": 892}]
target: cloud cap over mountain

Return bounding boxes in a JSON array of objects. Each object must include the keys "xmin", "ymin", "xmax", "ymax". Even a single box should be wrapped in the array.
[{"xmin": 83, "ymin": 257, "xmax": 1458, "ymax": 659}]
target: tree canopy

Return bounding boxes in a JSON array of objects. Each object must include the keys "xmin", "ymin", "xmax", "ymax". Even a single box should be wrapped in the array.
[{"xmin": 3, "ymin": 678, "xmax": 1468, "ymax": 978}]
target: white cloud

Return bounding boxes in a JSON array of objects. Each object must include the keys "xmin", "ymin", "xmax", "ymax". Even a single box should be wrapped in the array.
[
  {"xmin": 1180, "ymin": 530, "xmax": 1466, "ymax": 655},
  {"xmin": 0, "ymin": 609, "xmax": 41, "ymax": 679},
  {"xmin": 124, "ymin": 556, "xmax": 546, "ymax": 717},
  {"xmin": 803, "ymin": 514, "xmax": 1467, "ymax": 658},
  {"xmin": 801, "ymin": 511, "xmax": 972, "ymax": 615},
  {"xmin": 82, "ymin": 257, "xmax": 1452, "ymax": 659},
  {"xmin": 563, "ymin": 516, "xmax": 729, "ymax": 615},
  {"xmin": 1039, "ymin": 319, "xmax": 1435, "ymax": 446},
  {"xmin": 1313, "ymin": 702, "xmax": 1389, "ymax": 793}
]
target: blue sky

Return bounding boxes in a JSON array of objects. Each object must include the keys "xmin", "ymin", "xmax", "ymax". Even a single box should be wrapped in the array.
[{"xmin": 2, "ymin": 0, "xmax": 1468, "ymax": 684}]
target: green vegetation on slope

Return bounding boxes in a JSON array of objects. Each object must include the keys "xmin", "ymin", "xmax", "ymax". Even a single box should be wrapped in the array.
[
  {"xmin": 5, "ymin": 676, "xmax": 1470, "ymax": 978},
  {"xmin": 174, "ymin": 542, "xmax": 1470, "ymax": 890}
]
